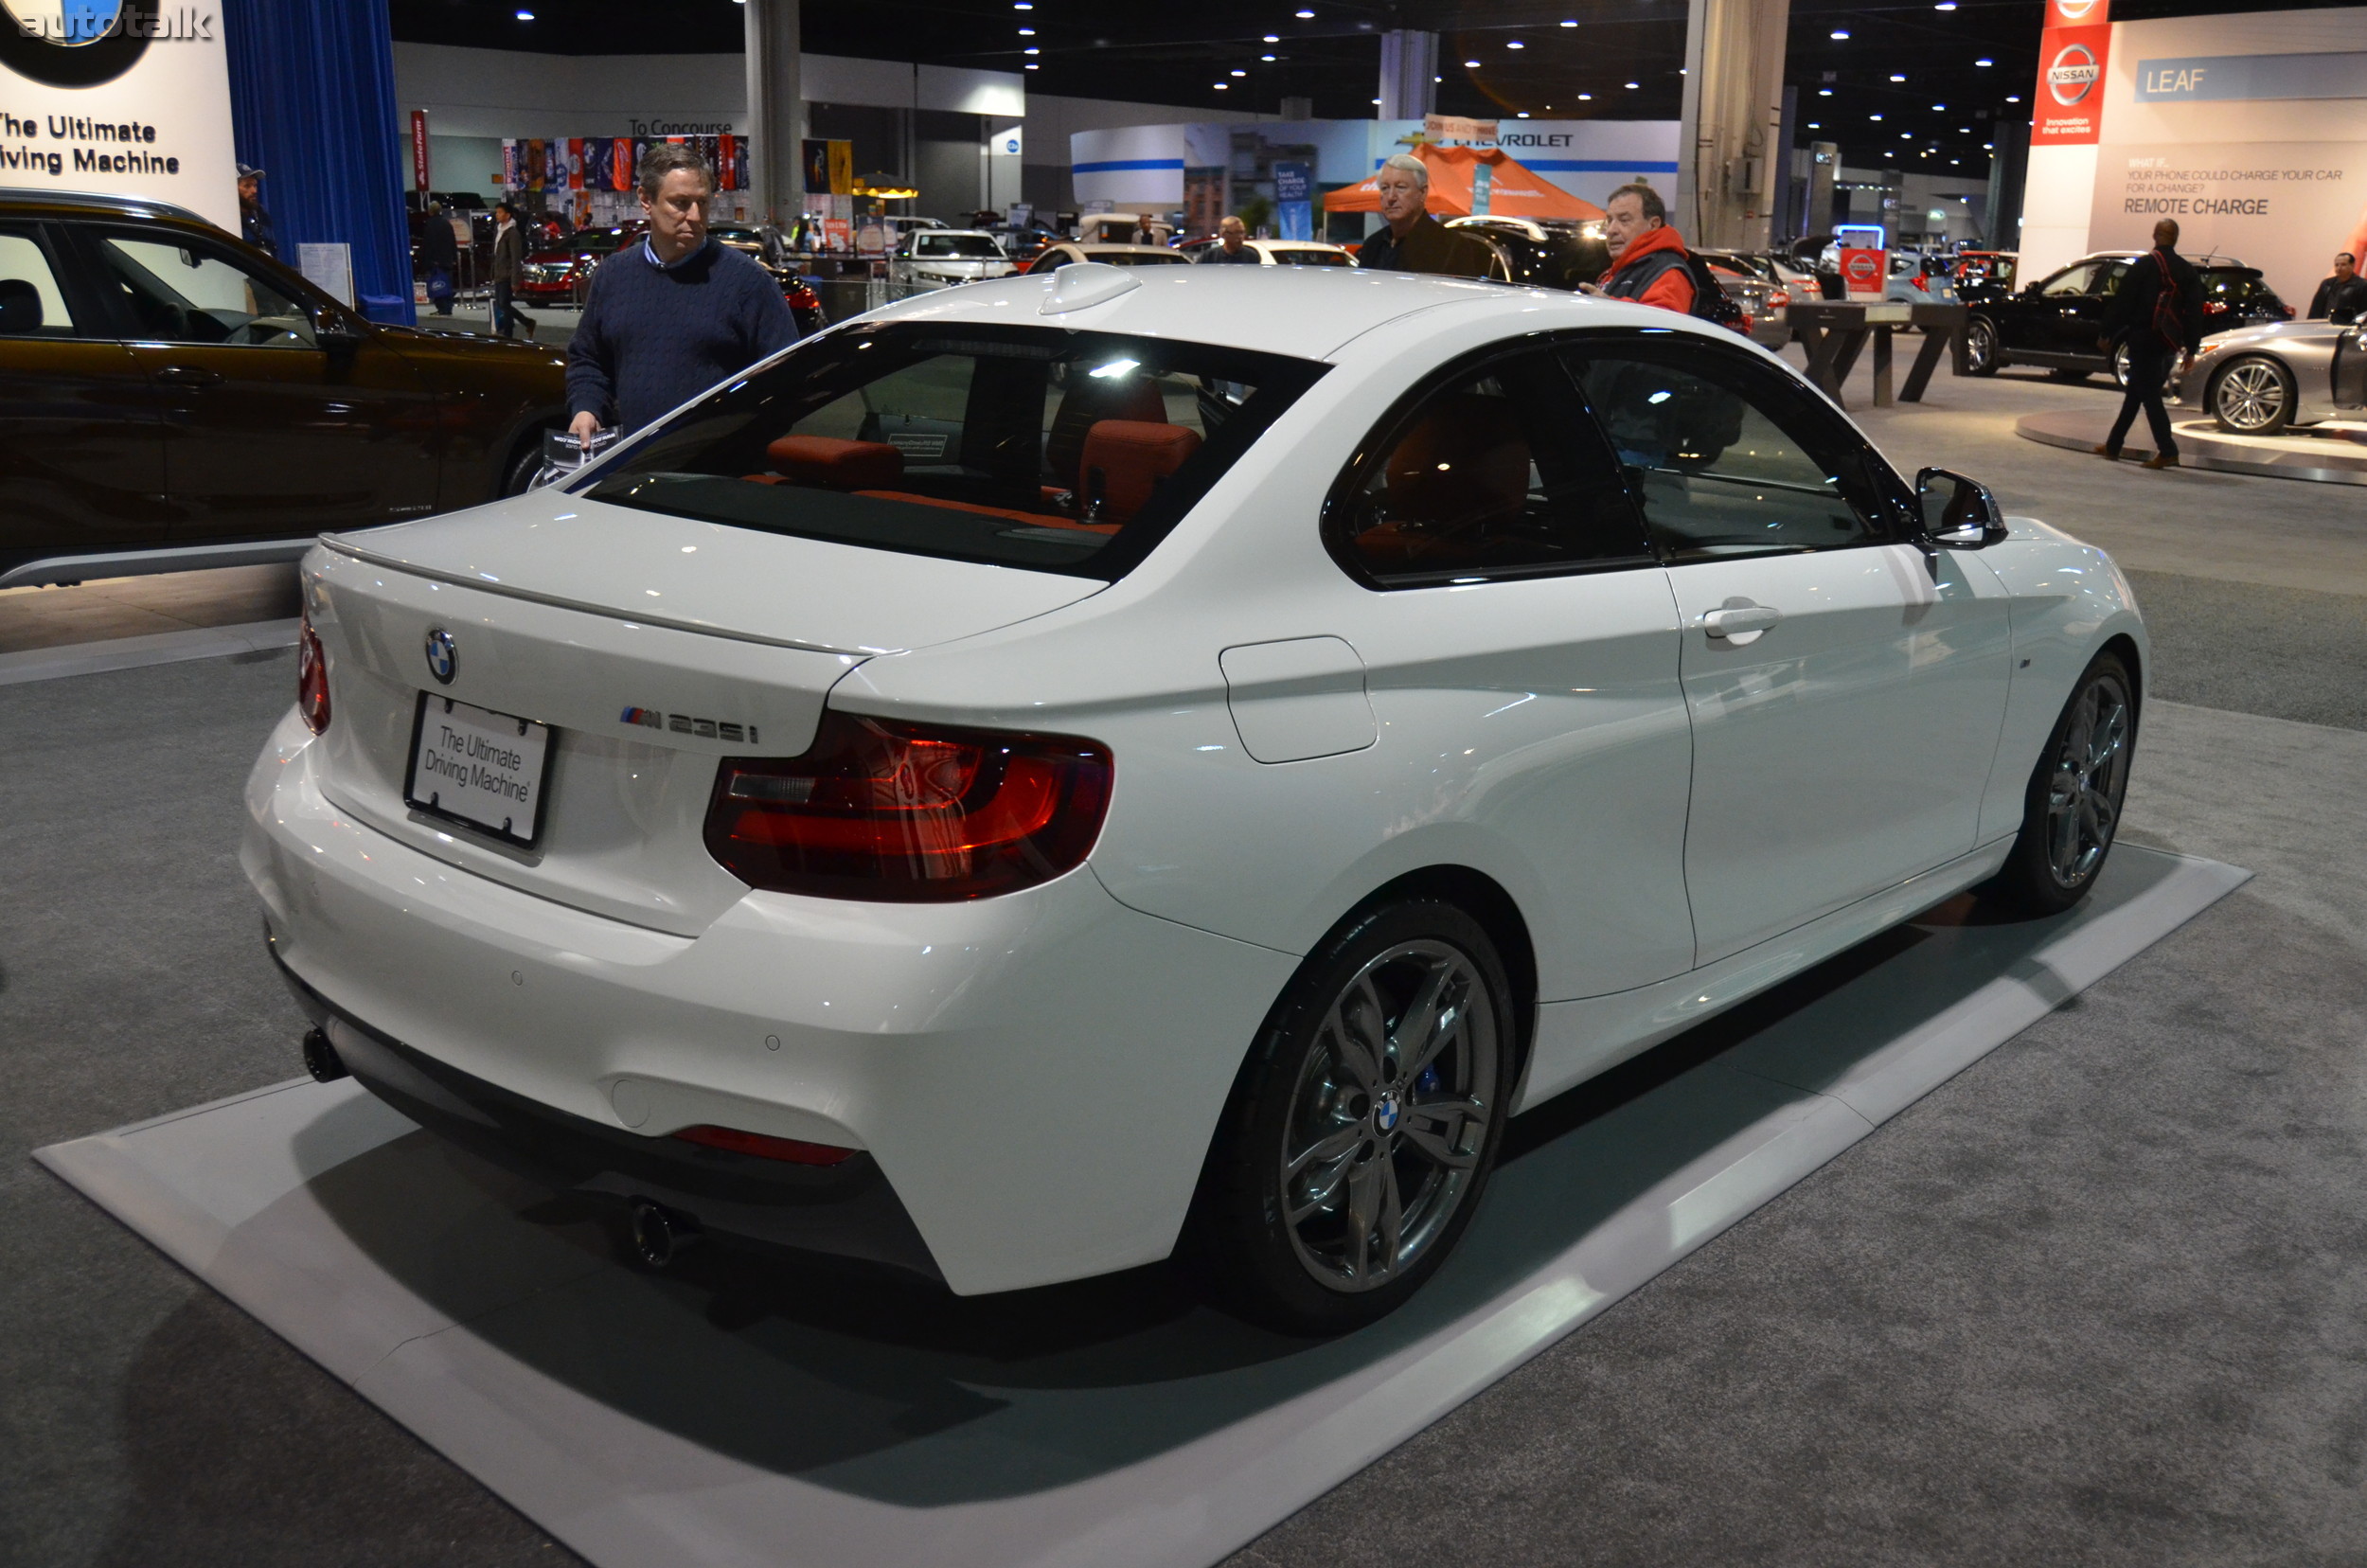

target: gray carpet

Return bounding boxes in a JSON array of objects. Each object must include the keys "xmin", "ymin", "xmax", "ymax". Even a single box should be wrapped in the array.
[
  {"xmin": 0, "ymin": 651, "xmax": 577, "ymax": 1567},
  {"xmin": 2125, "ymin": 569, "xmax": 2367, "ymax": 732}
]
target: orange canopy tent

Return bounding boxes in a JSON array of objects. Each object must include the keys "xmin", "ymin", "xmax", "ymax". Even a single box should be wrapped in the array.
[{"xmin": 1322, "ymin": 143, "xmax": 1605, "ymax": 223}]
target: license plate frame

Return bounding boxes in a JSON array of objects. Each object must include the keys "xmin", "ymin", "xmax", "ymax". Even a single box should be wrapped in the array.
[{"xmin": 403, "ymin": 692, "xmax": 555, "ymax": 849}]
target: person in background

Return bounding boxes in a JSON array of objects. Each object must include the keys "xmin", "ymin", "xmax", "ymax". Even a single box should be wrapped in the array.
[
  {"xmin": 237, "ymin": 165, "xmax": 274, "ymax": 258},
  {"xmin": 2095, "ymin": 217, "xmax": 2203, "ymax": 471},
  {"xmin": 2307, "ymin": 252, "xmax": 2367, "ymax": 326},
  {"xmin": 1199, "ymin": 215, "xmax": 1260, "ymax": 265},
  {"xmin": 489, "ymin": 200, "xmax": 535, "ymax": 340},
  {"xmin": 1355, "ymin": 153, "xmax": 1494, "ymax": 278},
  {"xmin": 418, "ymin": 200, "xmax": 459, "ymax": 317},
  {"xmin": 1579, "ymin": 184, "xmax": 1695, "ymax": 314},
  {"xmin": 567, "ymin": 142, "xmax": 799, "ymax": 440},
  {"xmin": 1129, "ymin": 211, "xmax": 1160, "ymax": 245}
]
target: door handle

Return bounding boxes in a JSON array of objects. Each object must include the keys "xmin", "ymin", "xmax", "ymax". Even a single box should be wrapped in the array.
[
  {"xmin": 154, "ymin": 365, "xmax": 224, "ymax": 388},
  {"xmin": 1702, "ymin": 600, "xmax": 1783, "ymax": 639}
]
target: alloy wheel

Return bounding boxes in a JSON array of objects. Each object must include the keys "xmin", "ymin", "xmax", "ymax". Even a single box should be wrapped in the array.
[
  {"xmin": 2214, "ymin": 359, "xmax": 2288, "ymax": 433},
  {"xmin": 2043, "ymin": 671, "xmax": 2132, "ymax": 891},
  {"xmin": 1279, "ymin": 939, "xmax": 1499, "ymax": 1292},
  {"xmin": 1965, "ymin": 318, "xmax": 1995, "ymax": 372}
]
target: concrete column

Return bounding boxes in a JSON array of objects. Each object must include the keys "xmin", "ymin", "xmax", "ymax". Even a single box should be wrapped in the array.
[
  {"xmin": 1377, "ymin": 30, "xmax": 1437, "ymax": 121},
  {"xmin": 1674, "ymin": 0, "xmax": 1790, "ymax": 251},
  {"xmin": 1806, "ymin": 140, "xmax": 1839, "ymax": 240},
  {"xmin": 743, "ymin": 0, "xmax": 802, "ymax": 224}
]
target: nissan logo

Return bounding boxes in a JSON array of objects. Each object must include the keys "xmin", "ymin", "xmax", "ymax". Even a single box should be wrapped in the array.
[
  {"xmin": 2048, "ymin": 44, "xmax": 2101, "ymax": 106},
  {"xmin": 424, "ymin": 628, "xmax": 457, "ymax": 685}
]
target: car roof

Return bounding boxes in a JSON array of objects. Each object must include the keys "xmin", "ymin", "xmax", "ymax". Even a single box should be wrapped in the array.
[
  {"xmin": 855, "ymin": 263, "xmax": 1743, "ymax": 364},
  {"xmin": 1058, "ymin": 242, "xmax": 1185, "ymax": 255},
  {"xmin": 911, "ymin": 229, "xmax": 1000, "ymax": 240},
  {"xmin": 0, "ymin": 186, "xmax": 216, "ymax": 228}
]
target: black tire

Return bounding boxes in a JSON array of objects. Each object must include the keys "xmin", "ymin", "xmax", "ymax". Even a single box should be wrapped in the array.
[
  {"xmin": 2112, "ymin": 341, "xmax": 2180, "ymax": 395},
  {"xmin": 1984, "ymin": 650, "xmax": 2138, "ymax": 917},
  {"xmin": 1185, "ymin": 900, "xmax": 1516, "ymax": 1335},
  {"xmin": 2209, "ymin": 355, "xmax": 2295, "ymax": 436},
  {"xmin": 501, "ymin": 430, "xmax": 551, "ymax": 496},
  {"xmin": 1964, "ymin": 316, "xmax": 2001, "ymax": 376}
]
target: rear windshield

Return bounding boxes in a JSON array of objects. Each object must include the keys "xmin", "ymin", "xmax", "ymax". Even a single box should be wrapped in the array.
[
  {"xmin": 579, "ymin": 322, "xmax": 1326, "ymax": 579},
  {"xmin": 1272, "ymin": 248, "xmax": 1352, "ymax": 267},
  {"xmin": 917, "ymin": 234, "xmax": 1003, "ymax": 258}
]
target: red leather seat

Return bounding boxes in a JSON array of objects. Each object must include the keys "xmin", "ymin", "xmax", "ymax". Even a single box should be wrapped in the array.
[
  {"xmin": 1080, "ymin": 419, "xmax": 1202, "ymax": 525},
  {"xmin": 1045, "ymin": 377, "xmax": 1166, "ymax": 495},
  {"xmin": 761, "ymin": 435, "xmax": 905, "ymax": 490},
  {"xmin": 1355, "ymin": 395, "xmax": 1531, "ymax": 569}
]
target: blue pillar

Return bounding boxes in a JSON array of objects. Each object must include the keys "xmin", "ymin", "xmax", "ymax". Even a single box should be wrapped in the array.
[{"xmin": 223, "ymin": 0, "xmax": 416, "ymax": 326}]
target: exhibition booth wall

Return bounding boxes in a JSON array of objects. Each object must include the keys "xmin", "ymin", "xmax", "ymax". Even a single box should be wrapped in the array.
[
  {"xmin": 2022, "ymin": 4, "xmax": 2367, "ymax": 308},
  {"xmin": 0, "ymin": 0, "xmax": 240, "ymax": 230}
]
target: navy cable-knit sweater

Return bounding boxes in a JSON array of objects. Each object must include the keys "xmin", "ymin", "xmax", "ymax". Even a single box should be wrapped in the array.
[{"xmin": 565, "ymin": 239, "xmax": 799, "ymax": 434}]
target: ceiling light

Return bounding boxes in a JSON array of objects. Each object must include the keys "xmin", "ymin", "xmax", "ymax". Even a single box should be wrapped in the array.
[
  {"xmin": 1018, "ymin": 26, "xmax": 1034, "ymax": 33},
  {"xmin": 1625, "ymin": 80, "xmax": 1639, "ymax": 88},
  {"xmin": 1818, "ymin": 87, "xmax": 1832, "ymax": 96},
  {"xmin": 1517, "ymin": 111, "xmax": 1531, "ymax": 116},
  {"xmin": 1506, "ymin": 40, "xmax": 1523, "ymax": 48},
  {"xmin": 1935, "ymin": 2, "xmax": 1956, "ymax": 9},
  {"xmin": 513, "ymin": 7, "xmax": 532, "ymax": 16},
  {"xmin": 1931, "ymin": 102, "xmax": 1946, "ymax": 110},
  {"xmin": 1577, "ymin": 92, "xmax": 1592, "ymax": 99},
  {"xmin": 1261, "ymin": 53, "xmax": 1275, "ymax": 61},
  {"xmin": 1890, "ymin": 73, "xmax": 1905, "ymax": 81},
  {"xmin": 1024, "ymin": 46, "xmax": 1039, "ymax": 54},
  {"xmin": 1561, "ymin": 18, "xmax": 1577, "ymax": 25},
  {"xmin": 1806, "ymin": 121, "xmax": 1821, "ymax": 128},
  {"xmin": 1296, "ymin": 7, "xmax": 1314, "ymax": 15},
  {"xmin": 1465, "ymin": 59, "xmax": 1482, "ymax": 67},
  {"xmin": 1975, "ymin": 58, "xmax": 1993, "ymax": 66},
  {"xmin": 1983, "ymin": 141, "xmax": 1993, "ymax": 149},
  {"xmin": 2005, "ymin": 94, "xmax": 2021, "ymax": 102},
  {"xmin": 1215, "ymin": 82, "xmax": 1229, "ymax": 89},
  {"xmin": 1264, "ymin": 33, "xmax": 1278, "ymax": 42},
  {"xmin": 1024, "ymin": 62, "xmax": 1039, "ymax": 70},
  {"xmin": 1830, "ymin": 28, "xmax": 1849, "ymax": 39},
  {"xmin": 1230, "ymin": 68, "xmax": 1246, "ymax": 76},
  {"xmin": 1870, "ymin": 113, "xmax": 1882, "ymax": 119}
]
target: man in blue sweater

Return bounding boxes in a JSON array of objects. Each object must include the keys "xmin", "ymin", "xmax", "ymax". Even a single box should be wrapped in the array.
[{"xmin": 567, "ymin": 142, "xmax": 799, "ymax": 440}]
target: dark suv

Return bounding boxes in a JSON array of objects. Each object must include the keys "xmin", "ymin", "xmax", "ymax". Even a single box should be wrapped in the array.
[
  {"xmin": 2, "ymin": 188, "xmax": 567, "ymax": 589},
  {"xmin": 1964, "ymin": 251, "xmax": 2294, "ymax": 386}
]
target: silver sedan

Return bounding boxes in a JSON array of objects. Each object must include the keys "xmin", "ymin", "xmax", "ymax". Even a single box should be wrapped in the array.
[{"xmin": 2176, "ymin": 320, "xmax": 2367, "ymax": 436}]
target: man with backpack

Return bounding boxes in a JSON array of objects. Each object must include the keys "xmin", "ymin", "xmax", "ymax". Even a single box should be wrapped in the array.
[
  {"xmin": 1579, "ymin": 184, "xmax": 1747, "ymax": 333},
  {"xmin": 2095, "ymin": 218, "xmax": 2203, "ymax": 470}
]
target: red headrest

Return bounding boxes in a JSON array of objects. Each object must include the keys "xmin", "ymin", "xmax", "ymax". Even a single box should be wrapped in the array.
[
  {"xmin": 765, "ymin": 435, "xmax": 903, "ymax": 490},
  {"xmin": 1046, "ymin": 376, "xmax": 1169, "ymax": 491},
  {"xmin": 1080, "ymin": 419, "xmax": 1201, "ymax": 525}
]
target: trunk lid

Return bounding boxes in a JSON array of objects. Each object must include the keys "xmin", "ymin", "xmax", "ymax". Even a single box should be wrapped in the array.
[{"xmin": 306, "ymin": 495, "xmax": 1102, "ymax": 935}]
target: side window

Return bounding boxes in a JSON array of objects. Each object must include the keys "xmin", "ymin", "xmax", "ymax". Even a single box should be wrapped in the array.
[
  {"xmin": 2091, "ymin": 260, "xmax": 2129, "ymax": 296},
  {"xmin": 2040, "ymin": 263, "xmax": 2096, "ymax": 298},
  {"xmin": 97, "ymin": 234, "xmax": 317, "ymax": 347},
  {"xmin": 0, "ymin": 229, "xmax": 80, "ymax": 338},
  {"xmin": 1568, "ymin": 341, "xmax": 1898, "ymax": 561},
  {"xmin": 1330, "ymin": 349, "xmax": 1654, "ymax": 587}
]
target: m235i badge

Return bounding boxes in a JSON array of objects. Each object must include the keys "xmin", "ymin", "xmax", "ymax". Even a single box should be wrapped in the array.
[{"xmin": 621, "ymin": 706, "xmax": 758, "ymax": 743}]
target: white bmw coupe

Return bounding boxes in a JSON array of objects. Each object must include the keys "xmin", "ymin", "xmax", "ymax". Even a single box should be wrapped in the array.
[{"xmin": 246, "ymin": 263, "xmax": 2144, "ymax": 1333}]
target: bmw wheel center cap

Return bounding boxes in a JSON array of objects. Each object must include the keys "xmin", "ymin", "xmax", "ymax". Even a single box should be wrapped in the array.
[
  {"xmin": 1374, "ymin": 1092, "xmax": 1401, "ymax": 1133},
  {"xmin": 424, "ymin": 628, "xmax": 457, "ymax": 685}
]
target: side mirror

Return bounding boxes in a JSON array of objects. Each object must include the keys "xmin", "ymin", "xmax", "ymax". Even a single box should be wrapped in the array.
[
  {"xmin": 1916, "ymin": 467, "xmax": 2008, "ymax": 548},
  {"xmin": 317, "ymin": 317, "xmax": 366, "ymax": 355}
]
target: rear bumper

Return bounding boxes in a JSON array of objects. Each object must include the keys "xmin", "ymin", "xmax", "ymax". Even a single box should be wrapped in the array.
[
  {"xmin": 270, "ymin": 940, "xmax": 945, "ymax": 1279},
  {"xmin": 242, "ymin": 709, "xmax": 1296, "ymax": 1294}
]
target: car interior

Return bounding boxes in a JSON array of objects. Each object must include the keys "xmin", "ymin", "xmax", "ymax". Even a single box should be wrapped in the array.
[
  {"xmin": 99, "ymin": 236, "xmax": 316, "ymax": 347},
  {"xmin": 583, "ymin": 329, "xmax": 1321, "ymax": 575},
  {"xmin": 0, "ymin": 235, "xmax": 77, "ymax": 337}
]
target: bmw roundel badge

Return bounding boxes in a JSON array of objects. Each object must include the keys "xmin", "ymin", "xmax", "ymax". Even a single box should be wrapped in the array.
[{"xmin": 424, "ymin": 628, "xmax": 457, "ymax": 685}]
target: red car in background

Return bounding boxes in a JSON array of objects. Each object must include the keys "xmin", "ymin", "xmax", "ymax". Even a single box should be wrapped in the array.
[{"xmin": 517, "ymin": 223, "xmax": 646, "ymax": 305}]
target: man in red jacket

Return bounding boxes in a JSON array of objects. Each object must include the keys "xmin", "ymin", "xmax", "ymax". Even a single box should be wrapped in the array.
[{"xmin": 1579, "ymin": 184, "xmax": 1695, "ymax": 313}]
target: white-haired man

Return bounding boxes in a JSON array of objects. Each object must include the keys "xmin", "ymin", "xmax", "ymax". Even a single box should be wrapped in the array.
[{"xmin": 1357, "ymin": 152, "xmax": 1493, "ymax": 277}]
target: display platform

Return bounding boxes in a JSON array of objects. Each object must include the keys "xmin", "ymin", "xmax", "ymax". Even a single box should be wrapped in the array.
[
  {"xmin": 2017, "ymin": 408, "xmax": 2367, "ymax": 486},
  {"xmin": 39, "ymin": 846, "xmax": 2247, "ymax": 1568}
]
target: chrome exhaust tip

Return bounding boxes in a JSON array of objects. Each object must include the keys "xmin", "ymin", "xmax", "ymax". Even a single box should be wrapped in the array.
[
  {"xmin": 628, "ymin": 1199, "xmax": 699, "ymax": 1270},
  {"xmin": 301, "ymin": 1027, "xmax": 347, "ymax": 1084}
]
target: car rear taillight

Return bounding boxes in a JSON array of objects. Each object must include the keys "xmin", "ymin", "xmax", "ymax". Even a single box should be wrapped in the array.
[
  {"xmin": 2203, "ymin": 299, "xmax": 2228, "ymax": 315},
  {"xmin": 297, "ymin": 615, "xmax": 330, "ymax": 735},
  {"xmin": 1768, "ymin": 289, "xmax": 1790, "ymax": 309},
  {"xmin": 704, "ymin": 710, "xmax": 1112, "ymax": 900},
  {"xmin": 674, "ymin": 1124, "xmax": 857, "ymax": 1166},
  {"xmin": 785, "ymin": 280, "xmax": 821, "ymax": 310},
  {"xmin": 1912, "ymin": 275, "xmax": 1930, "ymax": 292}
]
